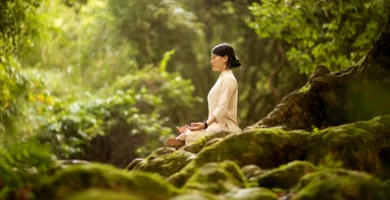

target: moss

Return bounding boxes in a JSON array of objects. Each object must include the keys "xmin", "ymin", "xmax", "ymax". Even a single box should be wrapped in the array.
[
  {"xmin": 306, "ymin": 115, "xmax": 390, "ymax": 179},
  {"xmin": 182, "ymin": 138, "xmax": 206, "ymax": 154},
  {"xmin": 65, "ymin": 189, "xmax": 143, "ymax": 200},
  {"xmin": 131, "ymin": 149, "xmax": 195, "ymax": 178},
  {"xmin": 241, "ymin": 165, "xmax": 263, "ymax": 180},
  {"xmin": 145, "ymin": 147, "xmax": 176, "ymax": 162},
  {"xmin": 170, "ymin": 192, "xmax": 217, "ymax": 200},
  {"xmin": 36, "ymin": 163, "xmax": 180, "ymax": 200},
  {"xmin": 256, "ymin": 161, "xmax": 315, "ymax": 189},
  {"xmin": 168, "ymin": 128, "xmax": 309, "ymax": 188},
  {"xmin": 292, "ymin": 169, "xmax": 388, "ymax": 200},
  {"xmin": 225, "ymin": 187, "xmax": 278, "ymax": 200},
  {"xmin": 182, "ymin": 130, "xmax": 233, "ymax": 154},
  {"xmin": 298, "ymin": 83, "xmax": 311, "ymax": 94},
  {"xmin": 183, "ymin": 161, "xmax": 247, "ymax": 194}
]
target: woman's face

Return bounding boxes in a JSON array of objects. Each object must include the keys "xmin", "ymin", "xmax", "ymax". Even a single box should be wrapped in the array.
[{"xmin": 210, "ymin": 54, "xmax": 228, "ymax": 72}]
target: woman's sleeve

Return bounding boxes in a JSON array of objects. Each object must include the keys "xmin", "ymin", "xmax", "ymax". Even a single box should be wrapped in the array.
[{"xmin": 212, "ymin": 77, "xmax": 236, "ymax": 122}]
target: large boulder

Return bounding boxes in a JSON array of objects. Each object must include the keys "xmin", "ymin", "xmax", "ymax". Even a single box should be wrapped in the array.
[
  {"xmin": 224, "ymin": 187, "xmax": 278, "ymax": 200},
  {"xmin": 36, "ymin": 163, "xmax": 180, "ymax": 200},
  {"xmin": 291, "ymin": 169, "xmax": 389, "ymax": 200},
  {"xmin": 167, "ymin": 115, "xmax": 390, "ymax": 188},
  {"xmin": 167, "ymin": 128, "xmax": 309, "ymax": 187},
  {"xmin": 65, "ymin": 189, "xmax": 143, "ymax": 200},
  {"xmin": 255, "ymin": 161, "xmax": 315, "ymax": 189},
  {"xmin": 181, "ymin": 130, "xmax": 235, "ymax": 154},
  {"xmin": 170, "ymin": 192, "xmax": 217, "ymax": 200},
  {"xmin": 305, "ymin": 115, "xmax": 390, "ymax": 179},
  {"xmin": 183, "ymin": 161, "xmax": 247, "ymax": 194},
  {"xmin": 128, "ymin": 148, "xmax": 195, "ymax": 178}
]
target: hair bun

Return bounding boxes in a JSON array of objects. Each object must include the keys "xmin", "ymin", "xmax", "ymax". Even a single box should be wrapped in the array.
[{"xmin": 232, "ymin": 57, "xmax": 241, "ymax": 68}]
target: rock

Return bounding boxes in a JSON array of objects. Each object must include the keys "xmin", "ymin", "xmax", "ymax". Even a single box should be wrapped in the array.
[
  {"xmin": 292, "ymin": 169, "xmax": 389, "ymax": 200},
  {"xmin": 183, "ymin": 161, "xmax": 247, "ymax": 194},
  {"xmin": 181, "ymin": 130, "xmax": 234, "ymax": 154},
  {"xmin": 256, "ymin": 161, "xmax": 315, "ymax": 189},
  {"xmin": 167, "ymin": 127, "xmax": 308, "ymax": 187},
  {"xmin": 305, "ymin": 115, "xmax": 390, "ymax": 179},
  {"xmin": 56, "ymin": 160, "xmax": 91, "ymax": 169},
  {"xmin": 241, "ymin": 165, "xmax": 264, "ymax": 182},
  {"xmin": 36, "ymin": 163, "xmax": 180, "ymax": 200},
  {"xmin": 131, "ymin": 149, "xmax": 195, "ymax": 178},
  {"xmin": 224, "ymin": 187, "xmax": 278, "ymax": 200},
  {"xmin": 126, "ymin": 158, "xmax": 144, "ymax": 170},
  {"xmin": 65, "ymin": 189, "xmax": 143, "ymax": 200},
  {"xmin": 151, "ymin": 147, "xmax": 177, "ymax": 157},
  {"xmin": 168, "ymin": 115, "xmax": 390, "ymax": 188},
  {"xmin": 170, "ymin": 192, "xmax": 217, "ymax": 200},
  {"xmin": 205, "ymin": 138, "xmax": 223, "ymax": 147}
]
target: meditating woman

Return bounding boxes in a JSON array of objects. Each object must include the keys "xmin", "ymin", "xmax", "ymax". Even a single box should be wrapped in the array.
[{"xmin": 165, "ymin": 43, "xmax": 242, "ymax": 148}]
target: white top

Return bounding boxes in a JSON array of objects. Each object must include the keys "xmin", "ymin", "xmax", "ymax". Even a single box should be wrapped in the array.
[{"xmin": 207, "ymin": 70, "xmax": 241, "ymax": 132}]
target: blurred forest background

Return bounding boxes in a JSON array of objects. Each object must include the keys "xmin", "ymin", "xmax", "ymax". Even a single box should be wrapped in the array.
[{"xmin": 0, "ymin": 0, "xmax": 389, "ymax": 195}]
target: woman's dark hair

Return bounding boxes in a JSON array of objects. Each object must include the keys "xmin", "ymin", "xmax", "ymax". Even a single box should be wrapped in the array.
[{"xmin": 211, "ymin": 43, "xmax": 241, "ymax": 68}]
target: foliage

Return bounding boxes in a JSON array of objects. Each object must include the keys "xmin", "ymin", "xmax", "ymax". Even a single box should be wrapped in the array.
[
  {"xmin": 22, "ymin": 0, "xmax": 139, "ymax": 89},
  {"xmin": 249, "ymin": 0, "xmax": 390, "ymax": 74},
  {"xmin": 36, "ymin": 53, "xmax": 197, "ymax": 159},
  {"xmin": 0, "ymin": 0, "xmax": 43, "ymax": 55},
  {"xmin": 0, "ymin": 139, "xmax": 55, "ymax": 198},
  {"xmin": 0, "ymin": 57, "xmax": 29, "ymax": 135},
  {"xmin": 107, "ymin": 0, "xmax": 202, "ymax": 66},
  {"xmin": 109, "ymin": 60, "xmax": 201, "ymax": 128},
  {"xmin": 38, "ymin": 88, "xmax": 170, "ymax": 158},
  {"xmin": 0, "ymin": 0, "xmax": 43, "ymax": 136}
]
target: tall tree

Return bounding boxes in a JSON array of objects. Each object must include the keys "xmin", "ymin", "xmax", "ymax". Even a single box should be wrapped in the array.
[{"xmin": 248, "ymin": 18, "xmax": 390, "ymax": 131}]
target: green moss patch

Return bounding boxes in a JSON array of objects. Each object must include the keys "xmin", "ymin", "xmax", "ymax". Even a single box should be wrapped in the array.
[
  {"xmin": 130, "ymin": 149, "xmax": 195, "ymax": 178},
  {"xmin": 225, "ymin": 187, "xmax": 278, "ymax": 200},
  {"xmin": 183, "ymin": 161, "xmax": 247, "ymax": 194},
  {"xmin": 65, "ymin": 189, "xmax": 143, "ymax": 200},
  {"xmin": 256, "ymin": 161, "xmax": 315, "ymax": 189},
  {"xmin": 168, "ymin": 128, "xmax": 309, "ymax": 187},
  {"xmin": 37, "ymin": 163, "xmax": 179, "ymax": 200},
  {"xmin": 292, "ymin": 169, "xmax": 388, "ymax": 200},
  {"xmin": 306, "ymin": 115, "xmax": 390, "ymax": 179}
]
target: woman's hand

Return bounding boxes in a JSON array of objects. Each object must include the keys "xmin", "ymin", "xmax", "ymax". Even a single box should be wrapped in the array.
[
  {"xmin": 176, "ymin": 125, "xmax": 190, "ymax": 134},
  {"xmin": 189, "ymin": 122, "xmax": 206, "ymax": 131}
]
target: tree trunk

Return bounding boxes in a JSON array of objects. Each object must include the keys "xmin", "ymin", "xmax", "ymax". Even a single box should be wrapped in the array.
[{"xmin": 246, "ymin": 18, "xmax": 390, "ymax": 131}]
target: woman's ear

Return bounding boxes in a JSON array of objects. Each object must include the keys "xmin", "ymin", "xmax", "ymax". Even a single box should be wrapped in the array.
[{"xmin": 223, "ymin": 55, "xmax": 228, "ymax": 63}]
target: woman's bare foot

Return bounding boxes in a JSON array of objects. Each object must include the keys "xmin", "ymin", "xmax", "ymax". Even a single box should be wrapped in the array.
[{"xmin": 165, "ymin": 138, "xmax": 185, "ymax": 148}]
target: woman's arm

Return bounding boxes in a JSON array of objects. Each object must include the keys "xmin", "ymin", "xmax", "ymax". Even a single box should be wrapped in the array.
[
  {"xmin": 189, "ymin": 115, "xmax": 217, "ymax": 131},
  {"xmin": 190, "ymin": 77, "xmax": 236, "ymax": 131}
]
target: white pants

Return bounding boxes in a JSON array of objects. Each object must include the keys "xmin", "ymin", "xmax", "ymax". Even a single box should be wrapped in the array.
[{"xmin": 176, "ymin": 130, "xmax": 213, "ymax": 145}]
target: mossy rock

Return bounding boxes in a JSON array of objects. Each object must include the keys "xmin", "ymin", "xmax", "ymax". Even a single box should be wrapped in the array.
[
  {"xmin": 65, "ymin": 189, "xmax": 143, "ymax": 200},
  {"xmin": 181, "ymin": 130, "xmax": 234, "ymax": 154},
  {"xmin": 130, "ymin": 149, "xmax": 195, "ymax": 178},
  {"xmin": 305, "ymin": 115, "xmax": 390, "ymax": 179},
  {"xmin": 241, "ymin": 165, "xmax": 264, "ymax": 182},
  {"xmin": 36, "ymin": 163, "xmax": 180, "ymax": 200},
  {"xmin": 292, "ymin": 169, "xmax": 388, "ymax": 200},
  {"xmin": 256, "ymin": 161, "xmax": 315, "ymax": 189},
  {"xmin": 57, "ymin": 160, "xmax": 91, "ymax": 168},
  {"xmin": 168, "ymin": 128, "xmax": 309, "ymax": 187},
  {"xmin": 126, "ymin": 158, "xmax": 144, "ymax": 171},
  {"xmin": 224, "ymin": 187, "xmax": 278, "ymax": 200},
  {"xmin": 183, "ymin": 161, "xmax": 247, "ymax": 194},
  {"xmin": 170, "ymin": 192, "xmax": 217, "ymax": 200}
]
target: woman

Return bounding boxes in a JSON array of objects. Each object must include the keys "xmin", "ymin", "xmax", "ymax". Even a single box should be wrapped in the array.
[{"xmin": 165, "ymin": 43, "xmax": 241, "ymax": 148}]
